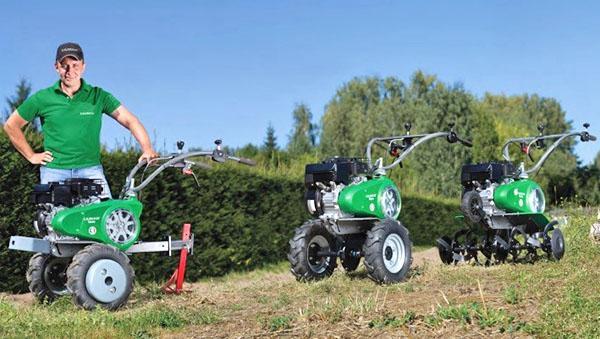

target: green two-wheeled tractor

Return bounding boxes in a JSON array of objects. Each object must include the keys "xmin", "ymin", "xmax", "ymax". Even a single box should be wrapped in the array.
[
  {"xmin": 437, "ymin": 123, "xmax": 596, "ymax": 265},
  {"xmin": 8, "ymin": 140, "xmax": 254, "ymax": 310},
  {"xmin": 288, "ymin": 123, "xmax": 472, "ymax": 283}
]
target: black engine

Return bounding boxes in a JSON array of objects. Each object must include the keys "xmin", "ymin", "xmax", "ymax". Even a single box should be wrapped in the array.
[
  {"xmin": 460, "ymin": 162, "xmax": 516, "ymax": 190},
  {"xmin": 304, "ymin": 157, "xmax": 369, "ymax": 216},
  {"xmin": 32, "ymin": 178, "xmax": 104, "ymax": 207},
  {"xmin": 305, "ymin": 157, "xmax": 369, "ymax": 188},
  {"xmin": 32, "ymin": 178, "xmax": 104, "ymax": 236}
]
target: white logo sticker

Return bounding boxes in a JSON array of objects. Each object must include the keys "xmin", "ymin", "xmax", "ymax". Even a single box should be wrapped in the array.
[
  {"xmin": 89, "ymin": 226, "xmax": 97, "ymax": 235},
  {"xmin": 80, "ymin": 112, "xmax": 95, "ymax": 116},
  {"xmin": 369, "ymin": 203, "xmax": 375, "ymax": 211}
]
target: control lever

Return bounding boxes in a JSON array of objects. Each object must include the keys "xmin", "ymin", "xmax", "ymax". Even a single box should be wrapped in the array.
[
  {"xmin": 535, "ymin": 124, "xmax": 546, "ymax": 149},
  {"xmin": 212, "ymin": 139, "xmax": 227, "ymax": 163},
  {"xmin": 182, "ymin": 162, "xmax": 201, "ymax": 188},
  {"xmin": 520, "ymin": 142, "xmax": 535, "ymax": 162},
  {"xmin": 389, "ymin": 141, "xmax": 401, "ymax": 157},
  {"xmin": 537, "ymin": 124, "xmax": 545, "ymax": 134},
  {"xmin": 177, "ymin": 140, "xmax": 185, "ymax": 153},
  {"xmin": 446, "ymin": 123, "xmax": 458, "ymax": 143},
  {"xmin": 581, "ymin": 122, "xmax": 596, "ymax": 142}
]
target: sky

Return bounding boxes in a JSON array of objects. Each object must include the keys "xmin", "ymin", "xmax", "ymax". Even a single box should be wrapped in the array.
[{"xmin": 1, "ymin": 1, "xmax": 599, "ymax": 164}]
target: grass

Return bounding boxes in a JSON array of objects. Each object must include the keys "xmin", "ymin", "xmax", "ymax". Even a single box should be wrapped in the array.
[
  {"xmin": 0, "ymin": 284, "xmax": 222, "ymax": 338},
  {"xmin": 1, "ymin": 206, "xmax": 599, "ymax": 337}
]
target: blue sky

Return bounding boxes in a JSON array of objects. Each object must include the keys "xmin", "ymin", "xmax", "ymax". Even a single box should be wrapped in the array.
[{"xmin": 1, "ymin": 1, "xmax": 599, "ymax": 164}]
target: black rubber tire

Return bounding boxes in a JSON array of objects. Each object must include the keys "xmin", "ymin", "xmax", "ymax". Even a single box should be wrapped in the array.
[
  {"xmin": 363, "ymin": 219, "xmax": 413, "ymax": 284},
  {"xmin": 550, "ymin": 228, "xmax": 565, "ymax": 261},
  {"xmin": 27, "ymin": 253, "xmax": 70, "ymax": 304},
  {"xmin": 461, "ymin": 190, "xmax": 484, "ymax": 224},
  {"xmin": 66, "ymin": 244, "xmax": 134, "ymax": 310},
  {"xmin": 288, "ymin": 220, "xmax": 337, "ymax": 281},
  {"xmin": 436, "ymin": 236, "xmax": 454, "ymax": 265}
]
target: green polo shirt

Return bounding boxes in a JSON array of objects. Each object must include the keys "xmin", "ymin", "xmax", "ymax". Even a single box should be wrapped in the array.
[{"xmin": 17, "ymin": 79, "xmax": 121, "ymax": 169}]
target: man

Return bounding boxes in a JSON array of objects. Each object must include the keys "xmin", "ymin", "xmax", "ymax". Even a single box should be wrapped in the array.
[{"xmin": 3, "ymin": 42, "xmax": 158, "ymax": 198}]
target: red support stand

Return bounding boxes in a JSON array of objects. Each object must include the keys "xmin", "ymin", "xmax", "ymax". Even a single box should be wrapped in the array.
[{"xmin": 162, "ymin": 223, "xmax": 191, "ymax": 294}]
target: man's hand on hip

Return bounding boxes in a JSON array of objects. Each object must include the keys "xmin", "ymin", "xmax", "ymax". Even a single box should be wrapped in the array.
[
  {"xmin": 29, "ymin": 151, "xmax": 54, "ymax": 165},
  {"xmin": 138, "ymin": 149, "xmax": 159, "ymax": 163}
]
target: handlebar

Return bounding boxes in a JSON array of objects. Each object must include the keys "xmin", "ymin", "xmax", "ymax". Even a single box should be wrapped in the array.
[
  {"xmin": 229, "ymin": 156, "xmax": 257, "ymax": 166},
  {"xmin": 365, "ymin": 123, "xmax": 472, "ymax": 172},
  {"xmin": 119, "ymin": 140, "xmax": 255, "ymax": 198},
  {"xmin": 458, "ymin": 138, "xmax": 473, "ymax": 147},
  {"xmin": 501, "ymin": 123, "xmax": 596, "ymax": 176}
]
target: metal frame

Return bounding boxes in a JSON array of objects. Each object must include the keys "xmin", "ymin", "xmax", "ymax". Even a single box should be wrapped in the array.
[
  {"xmin": 9, "ymin": 234, "xmax": 194, "ymax": 257},
  {"xmin": 365, "ymin": 126, "xmax": 471, "ymax": 173},
  {"xmin": 120, "ymin": 148, "xmax": 253, "ymax": 198},
  {"xmin": 501, "ymin": 126, "xmax": 596, "ymax": 176}
]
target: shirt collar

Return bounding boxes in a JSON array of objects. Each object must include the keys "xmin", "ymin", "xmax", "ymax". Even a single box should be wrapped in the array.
[{"xmin": 53, "ymin": 78, "xmax": 91, "ymax": 96}]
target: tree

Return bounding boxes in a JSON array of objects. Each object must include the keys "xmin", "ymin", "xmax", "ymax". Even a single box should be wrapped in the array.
[
  {"xmin": 236, "ymin": 143, "xmax": 260, "ymax": 159},
  {"xmin": 3, "ymin": 79, "xmax": 35, "ymax": 129},
  {"xmin": 470, "ymin": 103, "xmax": 500, "ymax": 162},
  {"xmin": 287, "ymin": 103, "xmax": 317, "ymax": 156},
  {"xmin": 574, "ymin": 152, "xmax": 600, "ymax": 205},
  {"xmin": 263, "ymin": 122, "xmax": 278, "ymax": 162},
  {"xmin": 319, "ymin": 72, "xmax": 476, "ymax": 196}
]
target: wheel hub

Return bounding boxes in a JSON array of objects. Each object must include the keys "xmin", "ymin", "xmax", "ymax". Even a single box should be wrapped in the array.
[
  {"xmin": 307, "ymin": 235, "xmax": 331, "ymax": 274},
  {"xmin": 85, "ymin": 259, "xmax": 128, "ymax": 303},
  {"xmin": 43, "ymin": 257, "xmax": 70, "ymax": 296},
  {"xmin": 382, "ymin": 233, "xmax": 406, "ymax": 273}
]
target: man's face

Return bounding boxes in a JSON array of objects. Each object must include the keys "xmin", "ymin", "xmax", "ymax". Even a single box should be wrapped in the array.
[{"xmin": 55, "ymin": 57, "xmax": 85, "ymax": 87}]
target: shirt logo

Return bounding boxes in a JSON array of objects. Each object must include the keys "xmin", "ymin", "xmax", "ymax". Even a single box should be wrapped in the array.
[{"xmin": 80, "ymin": 111, "xmax": 95, "ymax": 116}]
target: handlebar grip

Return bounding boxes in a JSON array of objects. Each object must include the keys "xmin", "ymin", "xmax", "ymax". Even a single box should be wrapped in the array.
[
  {"xmin": 460, "ymin": 139, "xmax": 473, "ymax": 147},
  {"xmin": 237, "ymin": 157, "xmax": 257, "ymax": 166},
  {"xmin": 590, "ymin": 135, "xmax": 597, "ymax": 141}
]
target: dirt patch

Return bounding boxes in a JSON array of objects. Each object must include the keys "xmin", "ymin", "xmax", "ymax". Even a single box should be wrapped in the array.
[
  {"xmin": 412, "ymin": 247, "xmax": 440, "ymax": 267},
  {"xmin": 0, "ymin": 292, "xmax": 35, "ymax": 307}
]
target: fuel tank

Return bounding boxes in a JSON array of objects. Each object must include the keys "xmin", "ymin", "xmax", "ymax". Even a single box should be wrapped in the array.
[
  {"xmin": 493, "ymin": 179, "xmax": 545, "ymax": 214},
  {"xmin": 51, "ymin": 198, "xmax": 143, "ymax": 250},
  {"xmin": 338, "ymin": 176, "xmax": 401, "ymax": 219}
]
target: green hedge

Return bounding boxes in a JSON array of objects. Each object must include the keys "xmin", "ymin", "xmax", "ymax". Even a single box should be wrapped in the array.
[
  {"xmin": 399, "ymin": 193, "xmax": 463, "ymax": 246},
  {"xmin": 0, "ymin": 132, "xmax": 461, "ymax": 292}
]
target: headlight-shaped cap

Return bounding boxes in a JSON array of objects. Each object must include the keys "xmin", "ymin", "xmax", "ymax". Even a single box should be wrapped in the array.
[
  {"xmin": 527, "ymin": 187, "xmax": 545, "ymax": 213},
  {"xmin": 380, "ymin": 186, "xmax": 401, "ymax": 219}
]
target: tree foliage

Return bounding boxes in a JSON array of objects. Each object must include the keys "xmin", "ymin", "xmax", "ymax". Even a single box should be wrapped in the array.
[
  {"xmin": 287, "ymin": 103, "xmax": 317, "ymax": 156},
  {"xmin": 317, "ymin": 71, "xmax": 591, "ymax": 202},
  {"xmin": 3, "ymin": 79, "xmax": 39, "ymax": 130}
]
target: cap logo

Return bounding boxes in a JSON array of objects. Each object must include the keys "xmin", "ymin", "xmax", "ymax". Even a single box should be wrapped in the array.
[{"xmin": 61, "ymin": 47, "xmax": 79, "ymax": 52}]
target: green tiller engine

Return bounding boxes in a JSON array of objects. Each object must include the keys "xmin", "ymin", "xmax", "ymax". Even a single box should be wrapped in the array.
[
  {"xmin": 437, "ymin": 123, "xmax": 597, "ymax": 265},
  {"xmin": 289, "ymin": 123, "xmax": 472, "ymax": 283}
]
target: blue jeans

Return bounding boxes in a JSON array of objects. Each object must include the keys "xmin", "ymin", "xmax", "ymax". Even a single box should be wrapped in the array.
[{"xmin": 40, "ymin": 165, "xmax": 112, "ymax": 199}]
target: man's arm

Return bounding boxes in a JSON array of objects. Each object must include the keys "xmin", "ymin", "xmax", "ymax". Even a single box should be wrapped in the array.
[
  {"xmin": 3, "ymin": 111, "xmax": 53, "ymax": 165},
  {"xmin": 110, "ymin": 105, "xmax": 158, "ymax": 162}
]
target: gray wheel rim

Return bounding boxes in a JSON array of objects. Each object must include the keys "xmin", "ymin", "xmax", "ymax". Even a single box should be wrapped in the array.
[
  {"xmin": 382, "ymin": 233, "xmax": 406, "ymax": 273},
  {"xmin": 106, "ymin": 209, "xmax": 137, "ymax": 244},
  {"xmin": 307, "ymin": 235, "xmax": 331, "ymax": 274},
  {"xmin": 85, "ymin": 259, "xmax": 128, "ymax": 303}
]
